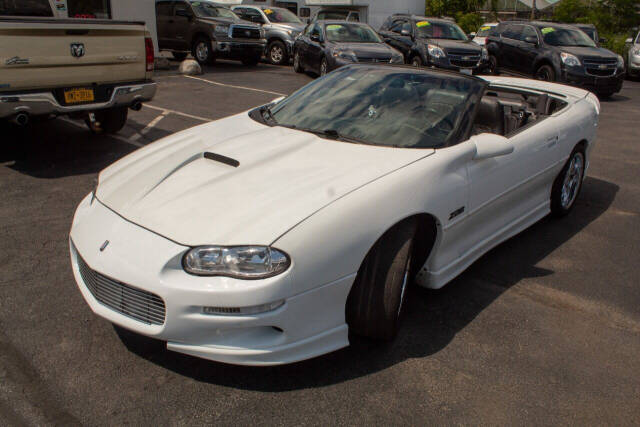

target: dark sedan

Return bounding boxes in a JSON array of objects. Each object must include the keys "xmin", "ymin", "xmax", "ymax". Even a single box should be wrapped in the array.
[{"xmin": 293, "ymin": 21, "xmax": 404, "ymax": 76}]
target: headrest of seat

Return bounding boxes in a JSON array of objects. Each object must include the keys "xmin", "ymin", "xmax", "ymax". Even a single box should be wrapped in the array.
[{"xmin": 475, "ymin": 97, "xmax": 504, "ymax": 135}]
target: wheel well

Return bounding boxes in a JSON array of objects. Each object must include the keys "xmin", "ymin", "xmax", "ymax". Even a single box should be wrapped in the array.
[
  {"xmin": 191, "ymin": 32, "xmax": 211, "ymax": 47},
  {"xmin": 533, "ymin": 59, "xmax": 554, "ymax": 74},
  {"xmin": 267, "ymin": 37, "xmax": 284, "ymax": 46}
]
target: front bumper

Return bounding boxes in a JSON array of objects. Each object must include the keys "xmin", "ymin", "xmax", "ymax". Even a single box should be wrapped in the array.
[
  {"xmin": 628, "ymin": 55, "xmax": 640, "ymax": 76},
  {"xmin": 429, "ymin": 55, "xmax": 488, "ymax": 74},
  {"xmin": 562, "ymin": 68, "xmax": 625, "ymax": 95},
  {"xmin": 69, "ymin": 194, "xmax": 352, "ymax": 366},
  {"xmin": 215, "ymin": 39, "xmax": 267, "ymax": 59},
  {"xmin": 0, "ymin": 82, "xmax": 156, "ymax": 119}
]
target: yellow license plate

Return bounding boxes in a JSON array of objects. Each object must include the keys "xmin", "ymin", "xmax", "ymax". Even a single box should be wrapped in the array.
[{"xmin": 64, "ymin": 88, "xmax": 95, "ymax": 104}]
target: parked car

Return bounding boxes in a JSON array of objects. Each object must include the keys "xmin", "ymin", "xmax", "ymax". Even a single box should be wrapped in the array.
[
  {"xmin": 486, "ymin": 21, "xmax": 625, "ymax": 97},
  {"xmin": 379, "ymin": 14, "xmax": 488, "ymax": 74},
  {"xmin": 471, "ymin": 22, "xmax": 498, "ymax": 45},
  {"xmin": 310, "ymin": 8, "xmax": 361, "ymax": 23},
  {"xmin": 0, "ymin": 16, "xmax": 156, "ymax": 133},
  {"xmin": 293, "ymin": 21, "xmax": 403, "ymax": 76},
  {"xmin": 70, "ymin": 64, "xmax": 600, "ymax": 366},
  {"xmin": 625, "ymin": 31, "xmax": 640, "ymax": 78},
  {"xmin": 231, "ymin": 5, "xmax": 305, "ymax": 66},
  {"xmin": 155, "ymin": 0, "xmax": 265, "ymax": 66},
  {"xmin": 574, "ymin": 23, "xmax": 603, "ymax": 45}
]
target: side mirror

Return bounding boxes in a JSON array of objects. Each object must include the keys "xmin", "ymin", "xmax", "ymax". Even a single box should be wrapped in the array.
[
  {"xmin": 310, "ymin": 34, "xmax": 322, "ymax": 43},
  {"xmin": 472, "ymin": 133, "xmax": 514, "ymax": 160},
  {"xmin": 524, "ymin": 36, "xmax": 538, "ymax": 45},
  {"xmin": 469, "ymin": 32, "xmax": 477, "ymax": 38},
  {"xmin": 400, "ymin": 29, "xmax": 411, "ymax": 37},
  {"xmin": 625, "ymin": 38, "xmax": 633, "ymax": 44},
  {"xmin": 175, "ymin": 9, "xmax": 193, "ymax": 19}
]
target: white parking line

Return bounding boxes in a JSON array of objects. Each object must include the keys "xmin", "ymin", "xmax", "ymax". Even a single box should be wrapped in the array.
[
  {"xmin": 183, "ymin": 75, "xmax": 286, "ymax": 97},
  {"xmin": 145, "ymin": 104, "xmax": 212, "ymax": 122},
  {"xmin": 59, "ymin": 118, "xmax": 144, "ymax": 148},
  {"xmin": 130, "ymin": 112, "xmax": 168, "ymax": 142}
]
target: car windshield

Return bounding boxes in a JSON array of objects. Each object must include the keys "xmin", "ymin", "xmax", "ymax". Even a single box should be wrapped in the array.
[
  {"xmin": 580, "ymin": 28, "xmax": 596, "ymax": 41},
  {"xmin": 263, "ymin": 7, "xmax": 301, "ymax": 23},
  {"xmin": 476, "ymin": 25, "xmax": 495, "ymax": 37},
  {"xmin": 416, "ymin": 20, "xmax": 468, "ymax": 40},
  {"xmin": 325, "ymin": 23, "xmax": 382, "ymax": 43},
  {"xmin": 190, "ymin": 1, "xmax": 238, "ymax": 19},
  {"xmin": 541, "ymin": 26, "xmax": 596, "ymax": 47},
  {"xmin": 264, "ymin": 66, "xmax": 484, "ymax": 148}
]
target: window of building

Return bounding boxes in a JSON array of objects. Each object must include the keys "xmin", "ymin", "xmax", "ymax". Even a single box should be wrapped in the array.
[
  {"xmin": 67, "ymin": 0, "xmax": 111, "ymax": 19},
  {"xmin": 0, "ymin": 0, "xmax": 53, "ymax": 17}
]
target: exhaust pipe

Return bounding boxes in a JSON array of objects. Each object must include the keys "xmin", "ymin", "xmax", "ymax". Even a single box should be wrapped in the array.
[
  {"xmin": 130, "ymin": 102, "xmax": 142, "ymax": 111},
  {"xmin": 12, "ymin": 112, "xmax": 29, "ymax": 126}
]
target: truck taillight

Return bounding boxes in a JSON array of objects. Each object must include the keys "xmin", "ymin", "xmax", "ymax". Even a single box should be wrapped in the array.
[{"xmin": 145, "ymin": 37, "xmax": 154, "ymax": 72}]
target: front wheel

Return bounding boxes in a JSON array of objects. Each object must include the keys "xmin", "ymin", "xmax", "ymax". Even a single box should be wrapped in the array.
[
  {"xmin": 346, "ymin": 220, "xmax": 416, "ymax": 340},
  {"xmin": 85, "ymin": 107, "xmax": 128, "ymax": 135},
  {"xmin": 411, "ymin": 55, "xmax": 423, "ymax": 67},
  {"xmin": 293, "ymin": 50, "xmax": 304, "ymax": 73},
  {"xmin": 535, "ymin": 64, "xmax": 556, "ymax": 81},
  {"xmin": 488, "ymin": 54, "xmax": 499, "ymax": 75},
  {"xmin": 267, "ymin": 40, "xmax": 288, "ymax": 65},
  {"xmin": 192, "ymin": 37, "xmax": 214, "ymax": 65},
  {"xmin": 319, "ymin": 57, "xmax": 328, "ymax": 76},
  {"xmin": 551, "ymin": 146, "xmax": 586, "ymax": 217}
]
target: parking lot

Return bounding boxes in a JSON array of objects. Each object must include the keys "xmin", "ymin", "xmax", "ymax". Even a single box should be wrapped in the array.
[{"xmin": 1, "ymin": 61, "xmax": 639, "ymax": 425}]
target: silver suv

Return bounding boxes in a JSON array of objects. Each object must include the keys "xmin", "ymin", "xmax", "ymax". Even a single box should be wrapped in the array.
[
  {"xmin": 232, "ymin": 5, "xmax": 305, "ymax": 65},
  {"xmin": 626, "ymin": 31, "xmax": 640, "ymax": 78}
]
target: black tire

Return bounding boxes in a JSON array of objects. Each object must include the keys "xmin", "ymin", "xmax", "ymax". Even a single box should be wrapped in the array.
[
  {"xmin": 192, "ymin": 37, "xmax": 214, "ymax": 65},
  {"xmin": 293, "ymin": 49, "xmax": 304, "ymax": 73},
  {"xmin": 319, "ymin": 57, "xmax": 328, "ymax": 76},
  {"xmin": 242, "ymin": 55, "xmax": 260, "ymax": 67},
  {"xmin": 488, "ymin": 54, "xmax": 499, "ymax": 75},
  {"xmin": 172, "ymin": 52, "xmax": 188, "ymax": 61},
  {"xmin": 267, "ymin": 40, "xmax": 288, "ymax": 65},
  {"xmin": 346, "ymin": 220, "xmax": 417, "ymax": 340},
  {"xmin": 551, "ymin": 145, "xmax": 586, "ymax": 217},
  {"xmin": 535, "ymin": 64, "xmax": 556, "ymax": 81},
  {"xmin": 85, "ymin": 107, "xmax": 128, "ymax": 135},
  {"xmin": 411, "ymin": 55, "xmax": 423, "ymax": 67}
]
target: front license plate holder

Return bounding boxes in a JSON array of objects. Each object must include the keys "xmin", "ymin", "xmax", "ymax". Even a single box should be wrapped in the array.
[{"xmin": 64, "ymin": 88, "xmax": 95, "ymax": 104}]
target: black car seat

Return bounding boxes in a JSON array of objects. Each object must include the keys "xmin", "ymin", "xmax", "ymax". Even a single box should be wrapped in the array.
[{"xmin": 474, "ymin": 97, "xmax": 504, "ymax": 135}]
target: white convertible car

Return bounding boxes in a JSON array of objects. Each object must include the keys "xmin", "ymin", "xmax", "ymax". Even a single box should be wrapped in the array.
[{"xmin": 70, "ymin": 65, "xmax": 599, "ymax": 366}]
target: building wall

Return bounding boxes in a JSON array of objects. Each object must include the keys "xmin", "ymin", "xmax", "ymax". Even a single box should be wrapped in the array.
[{"xmin": 110, "ymin": 0, "xmax": 159, "ymax": 52}]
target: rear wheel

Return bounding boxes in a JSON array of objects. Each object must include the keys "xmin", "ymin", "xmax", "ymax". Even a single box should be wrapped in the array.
[
  {"xmin": 172, "ymin": 52, "xmax": 188, "ymax": 61},
  {"xmin": 267, "ymin": 40, "xmax": 288, "ymax": 65},
  {"xmin": 488, "ymin": 54, "xmax": 499, "ymax": 75},
  {"xmin": 551, "ymin": 146, "xmax": 586, "ymax": 217},
  {"xmin": 346, "ymin": 220, "xmax": 417, "ymax": 340},
  {"xmin": 293, "ymin": 50, "xmax": 304, "ymax": 73},
  {"xmin": 85, "ymin": 107, "xmax": 128, "ymax": 135},
  {"xmin": 411, "ymin": 55, "xmax": 423, "ymax": 67},
  {"xmin": 192, "ymin": 37, "xmax": 214, "ymax": 65},
  {"xmin": 535, "ymin": 64, "xmax": 556, "ymax": 81}
]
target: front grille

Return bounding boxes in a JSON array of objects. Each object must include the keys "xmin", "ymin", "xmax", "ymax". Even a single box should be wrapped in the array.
[
  {"xmin": 231, "ymin": 26, "xmax": 261, "ymax": 39},
  {"xmin": 583, "ymin": 58, "xmax": 617, "ymax": 77},
  {"xmin": 448, "ymin": 51, "xmax": 481, "ymax": 68},
  {"xmin": 76, "ymin": 253, "xmax": 166, "ymax": 325},
  {"xmin": 358, "ymin": 56, "xmax": 391, "ymax": 63},
  {"xmin": 585, "ymin": 68, "xmax": 616, "ymax": 76}
]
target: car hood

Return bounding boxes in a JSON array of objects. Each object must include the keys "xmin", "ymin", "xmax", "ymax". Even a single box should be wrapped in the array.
[
  {"xmin": 199, "ymin": 16, "xmax": 244, "ymax": 25},
  {"xmin": 332, "ymin": 42, "xmax": 398, "ymax": 58},
  {"xmin": 96, "ymin": 114, "xmax": 433, "ymax": 247},
  {"xmin": 426, "ymin": 39, "xmax": 482, "ymax": 53},
  {"xmin": 272, "ymin": 22, "xmax": 305, "ymax": 33},
  {"xmin": 556, "ymin": 46, "xmax": 618, "ymax": 60}
]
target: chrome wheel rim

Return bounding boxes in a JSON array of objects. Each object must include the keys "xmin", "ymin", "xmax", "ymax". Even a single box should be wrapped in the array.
[
  {"xmin": 537, "ymin": 68, "xmax": 551, "ymax": 81},
  {"xmin": 561, "ymin": 152, "xmax": 584, "ymax": 209},
  {"xmin": 398, "ymin": 255, "xmax": 411, "ymax": 318},
  {"xmin": 320, "ymin": 60, "xmax": 327, "ymax": 76},
  {"xmin": 270, "ymin": 46, "xmax": 284, "ymax": 63},
  {"xmin": 196, "ymin": 42, "xmax": 209, "ymax": 62}
]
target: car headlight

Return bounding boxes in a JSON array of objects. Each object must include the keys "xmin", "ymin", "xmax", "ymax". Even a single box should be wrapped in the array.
[
  {"xmin": 214, "ymin": 24, "xmax": 229, "ymax": 35},
  {"xmin": 183, "ymin": 246, "xmax": 290, "ymax": 279},
  {"xmin": 632, "ymin": 47, "xmax": 640, "ymax": 56},
  {"xmin": 481, "ymin": 47, "xmax": 488, "ymax": 60},
  {"xmin": 333, "ymin": 50, "xmax": 357, "ymax": 62},
  {"xmin": 427, "ymin": 44, "xmax": 446, "ymax": 59},
  {"xmin": 617, "ymin": 54, "xmax": 625, "ymax": 69},
  {"xmin": 561, "ymin": 52, "xmax": 581, "ymax": 67},
  {"xmin": 390, "ymin": 53, "xmax": 404, "ymax": 64}
]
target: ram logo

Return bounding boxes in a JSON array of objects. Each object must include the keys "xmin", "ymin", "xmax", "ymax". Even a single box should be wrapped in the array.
[{"xmin": 70, "ymin": 43, "xmax": 86, "ymax": 58}]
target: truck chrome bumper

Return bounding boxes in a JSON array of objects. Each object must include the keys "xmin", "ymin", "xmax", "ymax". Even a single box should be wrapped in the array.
[{"xmin": 0, "ymin": 82, "xmax": 157, "ymax": 119}]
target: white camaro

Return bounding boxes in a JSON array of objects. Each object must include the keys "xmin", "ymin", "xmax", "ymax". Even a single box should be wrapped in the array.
[{"xmin": 70, "ymin": 65, "xmax": 600, "ymax": 366}]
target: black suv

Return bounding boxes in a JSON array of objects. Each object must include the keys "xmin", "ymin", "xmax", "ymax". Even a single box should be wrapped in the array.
[
  {"xmin": 379, "ymin": 14, "xmax": 488, "ymax": 74},
  {"xmin": 486, "ymin": 21, "xmax": 624, "ymax": 97},
  {"xmin": 156, "ymin": 0, "xmax": 265, "ymax": 65}
]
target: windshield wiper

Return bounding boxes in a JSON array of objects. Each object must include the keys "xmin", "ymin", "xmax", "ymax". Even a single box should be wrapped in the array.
[{"xmin": 278, "ymin": 125, "xmax": 368, "ymax": 145}]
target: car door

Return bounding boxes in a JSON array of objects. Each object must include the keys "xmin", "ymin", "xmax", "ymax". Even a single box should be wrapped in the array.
[
  {"xmin": 296, "ymin": 24, "xmax": 313, "ymax": 69},
  {"xmin": 156, "ymin": 1, "xmax": 175, "ymax": 50},
  {"xmin": 516, "ymin": 25, "xmax": 541, "ymax": 75},
  {"xmin": 307, "ymin": 23, "xmax": 325, "ymax": 73},
  {"xmin": 499, "ymin": 24, "xmax": 523, "ymax": 72},
  {"xmin": 172, "ymin": 1, "xmax": 194, "ymax": 51},
  {"xmin": 462, "ymin": 115, "xmax": 561, "ymax": 255},
  {"xmin": 381, "ymin": 19, "xmax": 413, "ymax": 60}
]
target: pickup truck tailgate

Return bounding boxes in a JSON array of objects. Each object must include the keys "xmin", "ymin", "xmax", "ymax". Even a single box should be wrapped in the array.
[{"xmin": 0, "ymin": 18, "xmax": 150, "ymax": 91}]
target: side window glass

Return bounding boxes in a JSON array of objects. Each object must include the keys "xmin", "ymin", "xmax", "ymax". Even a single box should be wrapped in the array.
[
  {"xmin": 348, "ymin": 13, "xmax": 360, "ymax": 22},
  {"xmin": 156, "ymin": 2, "xmax": 174, "ymax": 17},
  {"xmin": 389, "ymin": 20, "xmax": 406, "ymax": 33},
  {"xmin": 520, "ymin": 26, "xmax": 537, "ymax": 42}
]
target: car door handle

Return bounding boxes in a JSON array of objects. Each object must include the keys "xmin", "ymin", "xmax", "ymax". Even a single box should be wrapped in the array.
[{"xmin": 546, "ymin": 136, "xmax": 558, "ymax": 148}]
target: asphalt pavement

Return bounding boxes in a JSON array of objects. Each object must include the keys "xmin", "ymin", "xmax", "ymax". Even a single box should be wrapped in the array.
[{"xmin": 1, "ymin": 61, "xmax": 639, "ymax": 425}]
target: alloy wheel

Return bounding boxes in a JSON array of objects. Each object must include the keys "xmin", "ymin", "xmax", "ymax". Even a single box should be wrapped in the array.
[
  {"xmin": 270, "ymin": 45, "xmax": 284, "ymax": 64},
  {"xmin": 560, "ymin": 152, "xmax": 584, "ymax": 209},
  {"xmin": 196, "ymin": 42, "xmax": 209, "ymax": 63}
]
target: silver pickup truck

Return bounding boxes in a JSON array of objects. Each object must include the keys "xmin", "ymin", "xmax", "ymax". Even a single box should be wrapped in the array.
[{"xmin": 0, "ymin": 17, "xmax": 157, "ymax": 134}]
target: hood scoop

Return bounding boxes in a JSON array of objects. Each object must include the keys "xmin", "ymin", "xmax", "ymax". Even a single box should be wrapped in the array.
[{"xmin": 204, "ymin": 152, "xmax": 240, "ymax": 168}]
